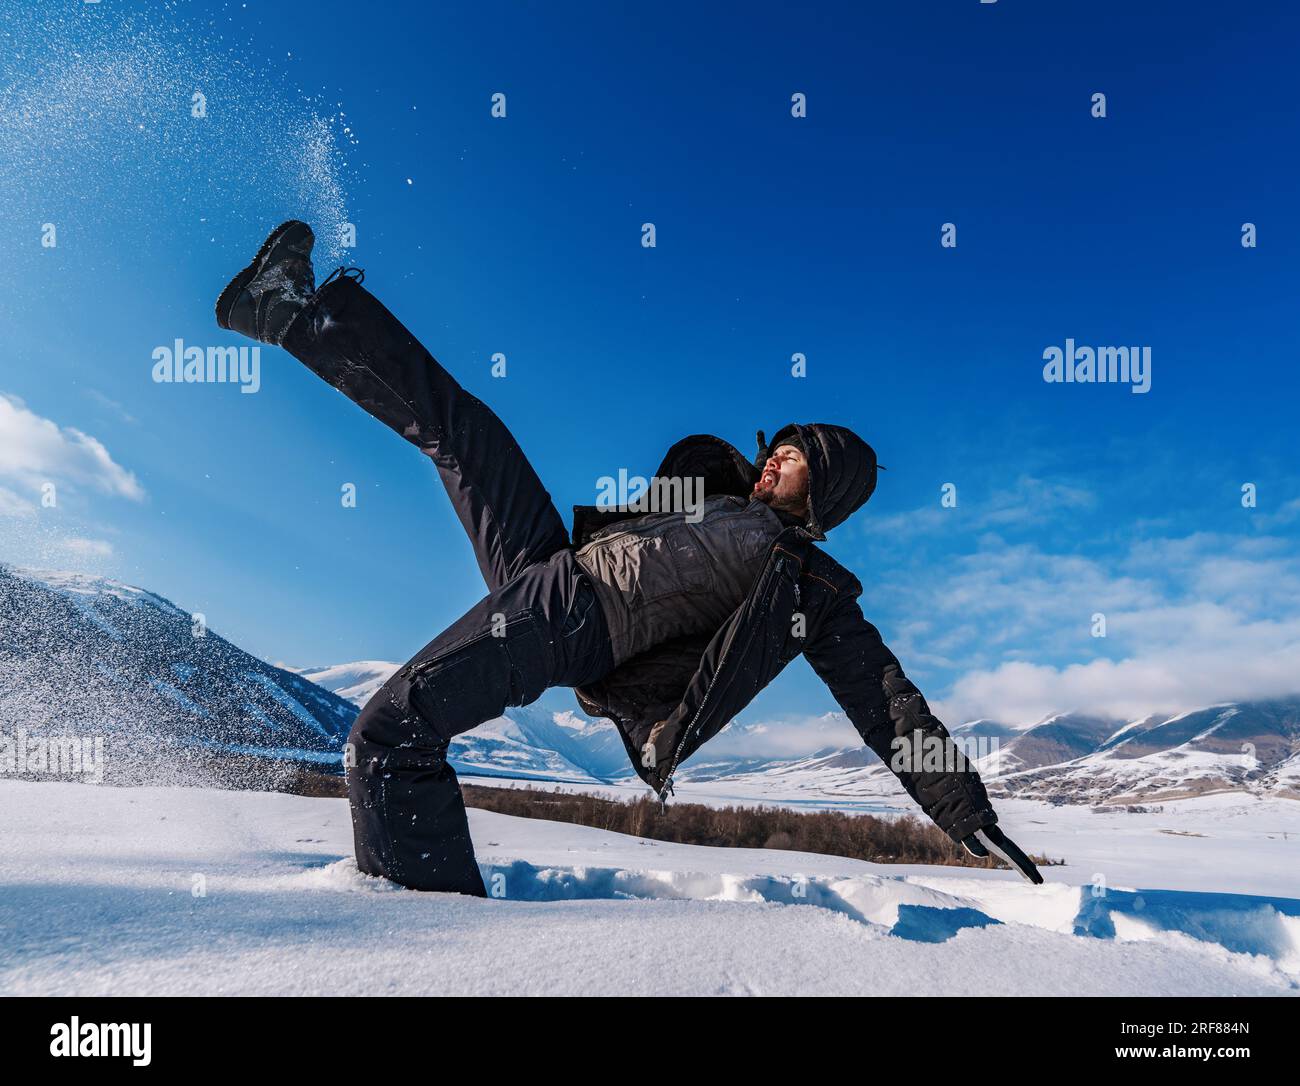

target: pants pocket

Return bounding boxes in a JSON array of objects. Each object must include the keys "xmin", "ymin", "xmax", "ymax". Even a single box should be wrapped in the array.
[
  {"xmin": 407, "ymin": 610, "xmax": 549, "ymax": 740},
  {"xmin": 503, "ymin": 611, "xmax": 548, "ymax": 706},
  {"xmin": 560, "ymin": 579, "xmax": 597, "ymax": 638}
]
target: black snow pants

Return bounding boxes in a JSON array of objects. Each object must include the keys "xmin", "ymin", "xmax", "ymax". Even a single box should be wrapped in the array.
[{"xmin": 281, "ymin": 273, "xmax": 615, "ymax": 895}]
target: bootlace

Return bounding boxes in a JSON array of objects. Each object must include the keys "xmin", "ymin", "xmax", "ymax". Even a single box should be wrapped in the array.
[{"xmin": 319, "ymin": 265, "xmax": 366, "ymax": 290}]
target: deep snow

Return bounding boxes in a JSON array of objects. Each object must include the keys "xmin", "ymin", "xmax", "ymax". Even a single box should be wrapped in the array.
[
  {"xmin": 0, "ymin": 779, "xmax": 1296, "ymax": 996},
  {"xmin": 463, "ymin": 774, "xmax": 1300, "ymax": 899}
]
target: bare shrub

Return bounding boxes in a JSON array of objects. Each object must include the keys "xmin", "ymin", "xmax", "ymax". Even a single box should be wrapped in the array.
[{"xmin": 462, "ymin": 783, "xmax": 1061, "ymax": 871}]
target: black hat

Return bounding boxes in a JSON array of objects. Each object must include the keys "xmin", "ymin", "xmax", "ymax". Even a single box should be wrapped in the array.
[
  {"xmin": 772, "ymin": 432, "xmax": 804, "ymax": 454},
  {"xmin": 755, "ymin": 428, "xmax": 803, "ymax": 460},
  {"xmin": 756, "ymin": 423, "xmax": 878, "ymax": 539}
]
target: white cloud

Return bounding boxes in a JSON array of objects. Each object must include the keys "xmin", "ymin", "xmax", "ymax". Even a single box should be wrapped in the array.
[
  {"xmin": 0, "ymin": 485, "xmax": 35, "ymax": 517},
  {"xmin": 84, "ymin": 388, "xmax": 138, "ymax": 426},
  {"xmin": 707, "ymin": 527, "xmax": 1300, "ymax": 750},
  {"xmin": 861, "ymin": 475, "xmax": 1096, "ymax": 542},
  {"xmin": 708, "ymin": 711, "xmax": 861, "ymax": 759},
  {"xmin": 914, "ymin": 533, "xmax": 1300, "ymax": 726},
  {"xmin": 935, "ymin": 628, "xmax": 1300, "ymax": 727},
  {"xmin": 0, "ymin": 393, "xmax": 144, "ymax": 503},
  {"xmin": 61, "ymin": 537, "xmax": 114, "ymax": 558},
  {"xmin": 1256, "ymin": 497, "xmax": 1300, "ymax": 530}
]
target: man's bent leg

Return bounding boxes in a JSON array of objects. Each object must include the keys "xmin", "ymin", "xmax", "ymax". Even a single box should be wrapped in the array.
[
  {"xmin": 281, "ymin": 273, "xmax": 570, "ymax": 592},
  {"xmin": 346, "ymin": 551, "xmax": 613, "ymax": 892},
  {"xmin": 347, "ymin": 691, "xmax": 486, "ymax": 895}
]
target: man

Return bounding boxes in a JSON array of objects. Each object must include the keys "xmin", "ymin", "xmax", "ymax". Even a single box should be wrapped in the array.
[{"xmin": 216, "ymin": 221, "xmax": 1043, "ymax": 896}]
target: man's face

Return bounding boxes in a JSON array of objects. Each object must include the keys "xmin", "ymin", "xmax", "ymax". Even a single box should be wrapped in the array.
[{"xmin": 751, "ymin": 443, "xmax": 809, "ymax": 517}]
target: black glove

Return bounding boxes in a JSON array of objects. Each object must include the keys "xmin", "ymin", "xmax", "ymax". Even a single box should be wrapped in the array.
[{"xmin": 961, "ymin": 825, "xmax": 1043, "ymax": 885}]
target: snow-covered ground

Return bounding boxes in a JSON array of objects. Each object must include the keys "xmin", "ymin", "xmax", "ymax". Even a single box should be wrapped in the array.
[
  {"xmin": 1, "ymin": 779, "xmax": 1297, "ymax": 996},
  {"xmin": 464, "ymin": 774, "xmax": 1300, "ymax": 899}
]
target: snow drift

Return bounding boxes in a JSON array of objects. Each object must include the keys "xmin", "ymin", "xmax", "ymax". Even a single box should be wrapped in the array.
[{"xmin": 0, "ymin": 779, "xmax": 1296, "ymax": 997}]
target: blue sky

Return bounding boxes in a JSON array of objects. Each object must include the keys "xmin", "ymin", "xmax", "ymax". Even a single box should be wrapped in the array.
[{"xmin": 2, "ymin": 0, "xmax": 1298, "ymax": 740}]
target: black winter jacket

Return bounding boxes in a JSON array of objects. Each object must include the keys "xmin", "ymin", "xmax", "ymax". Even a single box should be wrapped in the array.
[{"xmin": 572, "ymin": 422, "xmax": 998, "ymax": 844}]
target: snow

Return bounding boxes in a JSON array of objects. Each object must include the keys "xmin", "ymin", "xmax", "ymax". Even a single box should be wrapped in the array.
[
  {"xmin": 1, "ymin": 779, "xmax": 1296, "ymax": 996},
  {"xmin": 20, "ymin": 568, "xmax": 188, "ymax": 621},
  {"xmin": 245, "ymin": 672, "xmax": 335, "ymax": 741},
  {"xmin": 150, "ymin": 678, "xmax": 208, "ymax": 718},
  {"xmin": 0, "ymin": 3, "xmax": 356, "ymax": 271},
  {"xmin": 465, "ymin": 775, "xmax": 1300, "ymax": 898}
]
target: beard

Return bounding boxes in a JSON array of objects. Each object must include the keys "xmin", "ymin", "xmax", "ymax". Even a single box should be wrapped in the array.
[{"xmin": 752, "ymin": 476, "xmax": 808, "ymax": 516}]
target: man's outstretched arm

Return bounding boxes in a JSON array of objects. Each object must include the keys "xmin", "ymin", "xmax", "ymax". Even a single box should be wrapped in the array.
[{"xmin": 803, "ymin": 592, "xmax": 1042, "ymax": 883}]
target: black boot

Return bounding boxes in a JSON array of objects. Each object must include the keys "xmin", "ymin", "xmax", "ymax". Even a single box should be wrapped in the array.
[{"xmin": 215, "ymin": 220, "xmax": 316, "ymax": 345}]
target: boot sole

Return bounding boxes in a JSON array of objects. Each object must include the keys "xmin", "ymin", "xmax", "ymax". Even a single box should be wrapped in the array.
[{"xmin": 215, "ymin": 220, "xmax": 313, "ymax": 330}]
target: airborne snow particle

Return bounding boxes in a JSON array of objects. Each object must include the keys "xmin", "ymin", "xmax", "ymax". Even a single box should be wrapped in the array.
[{"xmin": 0, "ymin": 0, "xmax": 355, "ymax": 268}]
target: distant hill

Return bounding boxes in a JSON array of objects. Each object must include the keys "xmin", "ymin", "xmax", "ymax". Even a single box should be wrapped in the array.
[
  {"xmin": 978, "ymin": 702, "xmax": 1300, "ymax": 804},
  {"xmin": 6, "ymin": 563, "xmax": 1297, "ymax": 805},
  {"xmin": 0, "ymin": 565, "xmax": 355, "ymax": 788},
  {"xmin": 291, "ymin": 660, "xmax": 399, "ymax": 707}
]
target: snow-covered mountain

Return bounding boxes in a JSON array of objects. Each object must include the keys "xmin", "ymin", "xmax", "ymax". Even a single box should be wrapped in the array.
[
  {"xmin": 0, "ymin": 567, "xmax": 630, "ymax": 790},
  {"xmin": 308, "ymin": 666, "xmax": 630, "ymax": 783},
  {"xmin": 297, "ymin": 660, "xmax": 632, "ymax": 783},
  {"xmin": 442, "ymin": 706, "xmax": 630, "ymax": 782},
  {"xmin": 979, "ymin": 701, "xmax": 1300, "ymax": 804},
  {"xmin": 7, "ymin": 564, "xmax": 1298, "ymax": 805},
  {"xmin": 292, "ymin": 660, "xmax": 399, "ymax": 707},
  {"xmin": 0, "ymin": 565, "xmax": 355, "ymax": 786},
  {"xmin": 701, "ymin": 703, "xmax": 1300, "ymax": 807},
  {"xmin": 284, "ymin": 653, "xmax": 1300, "ymax": 804}
]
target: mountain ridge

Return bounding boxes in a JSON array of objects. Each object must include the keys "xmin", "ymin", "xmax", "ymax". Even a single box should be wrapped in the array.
[{"xmin": 6, "ymin": 564, "xmax": 1298, "ymax": 805}]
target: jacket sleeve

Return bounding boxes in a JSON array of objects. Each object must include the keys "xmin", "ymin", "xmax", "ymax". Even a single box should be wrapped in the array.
[{"xmin": 802, "ymin": 592, "xmax": 998, "ymax": 843}]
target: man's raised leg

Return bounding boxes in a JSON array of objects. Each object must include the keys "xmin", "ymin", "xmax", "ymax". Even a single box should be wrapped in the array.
[
  {"xmin": 215, "ymin": 227, "xmax": 601, "ymax": 893},
  {"xmin": 280, "ymin": 272, "xmax": 571, "ymax": 592}
]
